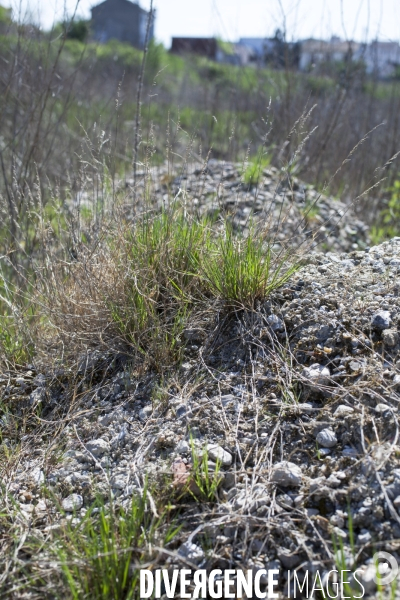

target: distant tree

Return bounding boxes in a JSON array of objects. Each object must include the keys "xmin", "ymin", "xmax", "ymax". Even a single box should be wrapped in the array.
[
  {"xmin": 0, "ymin": 4, "xmax": 12, "ymax": 34},
  {"xmin": 265, "ymin": 28, "xmax": 299, "ymax": 70},
  {"xmin": 63, "ymin": 19, "xmax": 89, "ymax": 42},
  {"xmin": 0, "ymin": 4, "xmax": 11, "ymax": 23}
]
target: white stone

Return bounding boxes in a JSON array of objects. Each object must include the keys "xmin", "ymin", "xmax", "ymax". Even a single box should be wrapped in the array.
[
  {"xmin": 85, "ymin": 438, "xmax": 110, "ymax": 457},
  {"xmin": 30, "ymin": 468, "xmax": 45, "ymax": 485},
  {"xmin": 178, "ymin": 542, "xmax": 205, "ymax": 564},
  {"xmin": 382, "ymin": 329, "xmax": 398, "ymax": 347},
  {"xmin": 327, "ymin": 474, "xmax": 341, "ymax": 488},
  {"xmin": 62, "ymin": 494, "xmax": 83, "ymax": 512},
  {"xmin": 318, "ymin": 448, "xmax": 331, "ymax": 457},
  {"xmin": 333, "ymin": 405, "xmax": 354, "ymax": 417},
  {"xmin": 330, "ymin": 514, "xmax": 344, "ymax": 528},
  {"xmin": 207, "ymin": 444, "xmax": 232, "ymax": 466},
  {"xmin": 138, "ymin": 405, "xmax": 153, "ymax": 421},
  {"xmin": 358, "ymin": 530, "xmax": 372, "ymax": 545},
  {"xmin": 176, "ymin": 440, "xmax": 190, "ymax": 453},
  {"xmin": 271, "ymin": 461, "xmax": 302, "ymax": 487},
  {"xmin": 316, "ymin": 428, "xmax": 337, "ymax": 448},
  {"xmin": 302, "ymin": 363, "xmax": 331, "ymax": 390},
  {"xmin": 111, "ymin": 475, "xmax": 126, "ymax": 490}
]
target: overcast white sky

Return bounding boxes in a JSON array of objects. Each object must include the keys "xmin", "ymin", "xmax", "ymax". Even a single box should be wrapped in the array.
[{"xmin": 5, "ymin": 0, "xmax": 400, "ymax": 47}]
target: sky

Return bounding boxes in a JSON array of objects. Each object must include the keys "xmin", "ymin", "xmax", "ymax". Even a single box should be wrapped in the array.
[{"xmin": 5, "ymin": 0, "xmax": 400, "ymax": 47}]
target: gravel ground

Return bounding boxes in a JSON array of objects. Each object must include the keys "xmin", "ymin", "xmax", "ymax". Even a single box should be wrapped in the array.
[
  {"xmin": 4, "ymin": 163, "xmax": 400, "ymax": 599},
  {"xmin": 128, "ymin": 158, "xmax": 370, "ymax": 254}
]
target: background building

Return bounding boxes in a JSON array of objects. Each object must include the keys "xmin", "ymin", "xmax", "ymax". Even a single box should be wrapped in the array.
[{"xmin": 91, "ymin": 0, "xmax": 154, "ymax": 48}]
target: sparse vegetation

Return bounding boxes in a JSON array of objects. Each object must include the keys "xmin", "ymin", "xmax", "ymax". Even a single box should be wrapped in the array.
[
  {"xmin": 371, "ymin": 179, "xmax": 400, "ymax": 243},
  {"xmin": 0, "ymin": 482, "xmax": 180, "ymax": 599}
]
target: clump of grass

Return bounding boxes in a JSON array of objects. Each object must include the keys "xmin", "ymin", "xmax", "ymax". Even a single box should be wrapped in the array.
[
  {"xmin": 199, "ymin": 222, "xmax": 298, "ymax": 308},
  {"xmin": 0, "ymin": 482, "xmax": 180, "ymax": 599},
  {"xmin": 110, "ymin": 209, "xmax": 299, "ymax": 358},
  {"xmin": 108, "ymin": 208, "xmax": 212, "ymax": 367},
  {"xmin": 188, "ymin": 439, "xmax": 223, "ymax": 501},
  {"xmin": 243, "ymin": 152, "xmax": 272, "ymax": 187},
  {"xmin": 0, "ymin": 274, "xmax": 34, "ymax": 366},
  {"xmin": 54, "ymin": 487, "xmax": 179, "ymax": 600},
  {"xmin": 46, "ymin": 204, "xmax": 298, "ymax": 370},
  {"xmin": 371, "ymin": 178, "xmax": 400, "ymax": 243}
]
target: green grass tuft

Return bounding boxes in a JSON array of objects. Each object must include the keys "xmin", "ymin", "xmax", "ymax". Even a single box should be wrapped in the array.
[{"xmin": 54, "ymin": 486, "xmax": 180, "ymax": 600}]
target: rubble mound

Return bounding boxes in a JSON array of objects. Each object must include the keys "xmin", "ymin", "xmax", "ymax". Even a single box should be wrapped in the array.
[{"xmin": 5, "ymin": 166, "xmax": 400, "ymax": 598}]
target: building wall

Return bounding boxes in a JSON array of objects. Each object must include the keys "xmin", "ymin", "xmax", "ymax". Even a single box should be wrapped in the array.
[
  {"xmin": 91, "ymin": 0, "xmax": 153, "ymax": 48},
  {"xmin": 362, "ymin": 42, "xmax": 400, "ymax": 78}
]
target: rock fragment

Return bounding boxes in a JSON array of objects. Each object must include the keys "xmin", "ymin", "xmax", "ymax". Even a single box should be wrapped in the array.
[
  {"xmin": 207, "ymin": 445, "xmax": 232, "ymax": 466},
  {"xmin": 316, "ymin": 428, "xmax": 338, "ymax": 448},
  {"xmin": 138, "ymin": 405, "xmax": 153, "ymax": 421},
  {"xmin": 382, "ymin": 329, "xmax": 398, "ymax": 346},
  {"xmin": 333, "ymin": 405, "xmax": 354, "ymax": 417},
  {"xmin": 176, "ymin": 439, "xmax": 190, "ymax": 453},
  {"xmin": 267, "ymin": 314, "xmax": 285, "ymax": 332},
  {"xmin": 85, "ymin": 438, "xmax": 109, "ymax": 457},
  {"xmin": 271, "ymin": 461, "xmax": 302, "ymax": 487},
  {"xmin": 302, "ymin": 363, "xmax": 331, "ymax": 390},
  {"xmin": 178, "ymin": 542, "xmax": 205, "ymax": 564},
  {"xmin": 62, "ymin": 494, "xmax": 83, "ymax": 512},
  {"xmin": 371, "ymin": 310, "xmax": 391, "ymax": 330}
]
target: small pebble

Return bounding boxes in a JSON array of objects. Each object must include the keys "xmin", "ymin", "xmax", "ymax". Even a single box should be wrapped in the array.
[
  {"xmin": 276, "ymin": 493, "xmax": 294, "ymax": 509},
  {"xmin": 176, "ymin": 439, "xmax": 190, "ymax": 453},
  {"xmin": 302, "ymin": 363, "xmax": 331, "ymax": 389},
  {"xmin": 382, "ymin": 329, "xmax": 398, "ymax": 347},
  {"xmin": 371, "ymin": 310, "xmax": 391, "ymax": 330},
  {"xmin": 333, "ymin": 405, "xmax": 354, "ymax": 417},
  {"xmin": 357, "ymin": 530, "xmax": 372, "ymax": 545},
  {"xmin": 330, "ymin": 514, "xmax": 345, "ymax": 528},
  {"xmin": 374, "ymin": 403, "xmax": 392, "ymax": 414},
  {"xmin": 267, "ymin": 314, "xmax": 285, "ymax": 332},
  {"xmin": 349, "ymin": 360, "xmax": 362, "ymax": 373},
  {"xmin": 316, "ymin": 428, "xmax": 337, "ymax": 448},
  {"xmin": 207, "ymin": 445, "xmax": 232, "ymax": 466},
  {"xmin": 271, "ymin": 461, "xmax": 302, "ymax": 487},
  {"xmin": 138, "ymin": 405, "xmax": 153, "ymax": 421},
  {"xmin": 175, "ymin": 404, "xmax": 187, "ymax": 418},
  {"xmin": 85, "ymin": 438, "xmax": 110, "ymax": 457},
  {"xmin": 178, "ymin": 542, "xmax": 205, "ymax": 564},
  {"xmin": 342, "ymin": 446, "xmax": 358, "ymax": 457},
  {"xmin": 62, "ymin": 494, "xmax": 83, "ymax": 512}
]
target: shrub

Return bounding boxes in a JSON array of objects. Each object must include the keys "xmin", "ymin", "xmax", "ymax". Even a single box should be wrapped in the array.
[{"xmin": 63, "ymin": 19, "xmax": 89, "ymax": 43}]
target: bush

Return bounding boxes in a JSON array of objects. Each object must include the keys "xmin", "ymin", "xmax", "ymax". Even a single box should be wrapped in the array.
[{"xmin": 64, "ymin": 19, "xmax": 89, "ymax": 42}]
